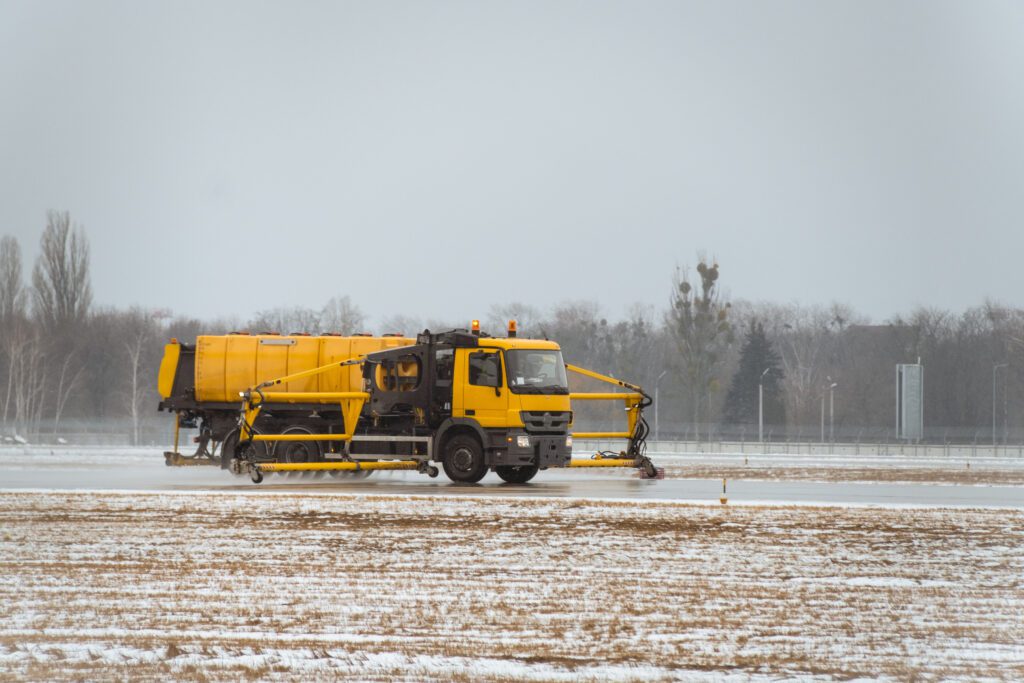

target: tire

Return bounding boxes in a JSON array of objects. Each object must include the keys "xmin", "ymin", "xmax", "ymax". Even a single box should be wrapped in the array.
[
  {"xmin": 442, "ymin": 434, "xmax": 488, "ymax": 483},
  {"xmin": 271, "ymin": 426, "xmax": 322, "ymax": 478},
  {"xmin": 220, "ymin": 430, "xmax": 238, "ymax": 470},
  {"xmin": 273, "ymin": 426, "xmax": 323, "ymax": 463},
  {"xmin": 495, "ymin": 463, "xmax": 539, "ymax": 484},
  {"xmin": 221, "ymin": 428, "xmax": 268, "ymax": 472}
]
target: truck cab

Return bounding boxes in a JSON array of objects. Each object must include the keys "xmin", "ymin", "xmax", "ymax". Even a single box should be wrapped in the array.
[
  {"xmin": 363, "ymin": 330, "xmax": 573, "ymax": 483},
  {"xmin": 450, "ymin": 338, "xmax": 573, "ymax": 480}
]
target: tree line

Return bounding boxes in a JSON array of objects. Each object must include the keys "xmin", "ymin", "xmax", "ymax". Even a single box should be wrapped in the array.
[{"xmin": 2, "ymin": 214, "xmax": 1023, "ymax": 444}]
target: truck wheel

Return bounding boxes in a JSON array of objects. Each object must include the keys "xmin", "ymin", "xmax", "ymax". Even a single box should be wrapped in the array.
[
  {"xmin": 495, "ymin": 464, "xmax": 539, "ymax": 484},
  {"xmin": 274, "ymin": 426, "xmax": 322, "ymax": 463},
  {"xmin": 221, "ymin": 429, "xmax": 267, "ymax": 473},
  {"xmin": 442, "ymin": 434, "xmax": 488, "ymax": 483},
  {"xmin": 219, "ymin": 432, "xmax": 236, "ymax": 469},
  {"xmin": 273, "ymin": 426, "xmax": 322, "ymax": 478}
]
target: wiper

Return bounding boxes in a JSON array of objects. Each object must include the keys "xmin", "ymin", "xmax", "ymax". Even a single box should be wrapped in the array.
[{"xmin": 515, "ymin": 385, "xmax": 568, "ymax": 394}]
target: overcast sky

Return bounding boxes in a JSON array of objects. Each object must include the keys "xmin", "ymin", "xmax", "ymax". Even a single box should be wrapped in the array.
[{"xmin": 1, "ymin": 1, "xmax": 1022, "ymax": 327}]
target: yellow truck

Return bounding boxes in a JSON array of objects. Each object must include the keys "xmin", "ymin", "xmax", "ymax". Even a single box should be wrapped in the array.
[{"xmin": 157, "ymin": 322, "xmax": 658, "ymax": 483}]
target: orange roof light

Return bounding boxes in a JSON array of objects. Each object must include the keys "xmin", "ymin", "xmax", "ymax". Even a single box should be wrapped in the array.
[
  {"xmin": 471, "ymin": 319, "xmax": 480, "ymax": 335},
  {"xmin": 507, "ymin": 319, "xmax": 517, "ymax": 337}
]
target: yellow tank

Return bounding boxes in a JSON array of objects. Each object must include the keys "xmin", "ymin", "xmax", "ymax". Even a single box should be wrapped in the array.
[{"xmin": 193, "ymin": 334, "xmax": 414, "ymax": 402}]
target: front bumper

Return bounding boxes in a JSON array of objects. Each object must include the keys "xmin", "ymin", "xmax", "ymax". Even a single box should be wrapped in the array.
[{"xmin": 492, "ymin": 432, "xmax": 572, "ymax": 468}]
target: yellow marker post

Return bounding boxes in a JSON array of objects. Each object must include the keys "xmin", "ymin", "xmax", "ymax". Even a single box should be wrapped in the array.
[{"xmin": 720, "ymin": 478, "xmax": 728, "ymax": 505}]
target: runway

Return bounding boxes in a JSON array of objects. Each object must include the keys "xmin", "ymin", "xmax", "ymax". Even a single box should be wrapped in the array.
[{"xmin": 2, "ymin": 447, "xmax": 1022, "ymax": 507}]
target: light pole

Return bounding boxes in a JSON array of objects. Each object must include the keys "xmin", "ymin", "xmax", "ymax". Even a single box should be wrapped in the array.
[
  {"xmin": 758, "ymin": 367, "xmax": 770, "ymax": 443},
  {"xmin": 654, "ymin": 369, "xmax": 668, "ymax": 442},
  {"xmin": 829, "ymin": 378, "xmax": 837, "ymax": 443},
  {"xmin": 820, "ymin": 392, "xmax": 825, "ymax": 443},
  {"xmin": 820, "ymin": 378, "xmax": 837, "ymax": 443},
  {"xmin": 993, "ymin": 363, "xmax": 1008, "ymax": 445}
]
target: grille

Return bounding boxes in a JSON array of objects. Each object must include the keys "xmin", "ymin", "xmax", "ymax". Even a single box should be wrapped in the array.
[{"xmin": 520, "ymin": 411, "xmax": 571, "ymax": 434}]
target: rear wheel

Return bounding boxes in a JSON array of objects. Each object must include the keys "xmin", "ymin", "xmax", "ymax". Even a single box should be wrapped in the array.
[
  {"xmin": 495, "ymin": 463, "xmax": 539, "ymax": 484},
  {"xmin": 442, "ymin": 434, "xmax": 488, "ymax": 483},
  {"xmin": 273, "ymin": 426, "xmax": 322, "ymax": 462},
  {"xmin": 273, "ymin": 426, "xmax": 322, "ymax": 478}
]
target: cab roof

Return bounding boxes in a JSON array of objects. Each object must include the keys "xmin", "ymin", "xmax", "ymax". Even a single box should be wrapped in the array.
[
  {"xmin": 417, "ymin": 329, "xmax": 561, "ymax": 351},
  {"xmin": 478, "ymin": 337, "xmax": 561, "ymax": 351}
]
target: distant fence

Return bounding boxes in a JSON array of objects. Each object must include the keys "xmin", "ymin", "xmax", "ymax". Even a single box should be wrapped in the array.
[
  {"xmin": 575, "ymin": 439, "xmax": 1024, "ymax": 459},
  {"xmin": 1, "ymin": 417, "xmax": 185, "ymax": 448},
  {"xmin": 582, "ymin": 419, "xmax": 1024, "ymax": 447},
  {"xmin": 4, "ymin": 417, "xmax": 1024, "ymax": 457}
]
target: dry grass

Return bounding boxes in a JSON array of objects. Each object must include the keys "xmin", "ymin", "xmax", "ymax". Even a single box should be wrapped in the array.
[{"xmin": 0, "ymin": 491, "xmax": 1022, "ymax": 681}]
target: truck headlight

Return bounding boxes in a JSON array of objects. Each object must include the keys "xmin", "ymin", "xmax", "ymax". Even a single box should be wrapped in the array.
[
  {"xmin": 566, "ymin": 435, "xmax": 573, "ymax": 448},
  {"xmin": 516, "ymin": 435, "xmax": 530, "ymax": 448}
]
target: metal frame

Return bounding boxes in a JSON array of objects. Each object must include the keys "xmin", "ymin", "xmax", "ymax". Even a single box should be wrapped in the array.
[
  {"xmin": 239, "ymin": 358, "xmax": 369, "ymax": 447},
  {"xmin": 333, "ymin": 435, "xmax": 433, "ymax": 461},
  {"xmin": 565, "ymin": 363, "xmax": 646, "ymax": 443}
]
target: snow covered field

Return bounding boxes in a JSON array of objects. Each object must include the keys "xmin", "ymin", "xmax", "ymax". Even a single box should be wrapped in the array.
[{"xmin": 1, "ymin": 490, "xmax": 1022, "ymax": 680}]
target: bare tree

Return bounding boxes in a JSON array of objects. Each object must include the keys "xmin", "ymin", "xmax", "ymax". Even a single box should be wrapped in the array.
[
  {"xmin": 1, "ymin": 236, "xmax": 24, "ymax": 428},
  {"xmin": 538, "ymin": 300, "xmax": 604, "ymax": 367},
  {"xmin": 0, "ymin": 236, "xmax": 25, "ymax": 323},
  {"xmin": 773, "ymin": 305, "xmax": 834, "ymax": 429},
  {"xmin": 0, "ymin": 237, "xmax": 27, "ymax": 431},
  {"xmin": 8, "ymin": 326, "xmax": 47, "ymax": 437},
  {"xmin": 377, "ymin": 314, "xmax": 423, "ymax": 337},
  {"xmin": 321, "ymin": 296, "xmax": 365, "ymax": 335},
  {"xmin": 52, "ymin": 351, "xmax": 85, "ymax": 434},
  {"xmin": 486, "ymin": 302, "xmax": 541, "ymax": 335},
  {"xmin": 117, "ymin": 309, "xmax": 161, "ymax": 445},
  {"xmin": 31, "ymin": 211, "xmax": 92, "ymax": 333},
  {"xmin": 125, "ymin": 332, "xmax": 146, "ymax": 446},
  {"xmin": 248, "ymin": 306, "xmax": 321, "ymax": 334}
]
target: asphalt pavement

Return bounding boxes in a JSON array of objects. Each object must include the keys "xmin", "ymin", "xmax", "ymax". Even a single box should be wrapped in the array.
[{"xmin": 2, "ymin": 452, "xmax": 1022, "ymax": 507}]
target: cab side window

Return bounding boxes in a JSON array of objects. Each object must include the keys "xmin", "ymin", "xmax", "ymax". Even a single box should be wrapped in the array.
[
  {"xmin": 468, "ymin": 351, "xmax": 501, "ymax": 387},
  {"xmin": 436, "ymin": 349, "xmax": 454, "ymax": 381}
]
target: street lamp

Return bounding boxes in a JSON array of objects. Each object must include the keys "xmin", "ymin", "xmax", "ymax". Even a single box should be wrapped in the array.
[
  {"xmin": 993, "ymin": 363, "xmax": 1008, "ymax": 446},
  {"xmin": 820, "ymin": 377, "xmax": 837, "ymax": 443},
  {"xmin": 829, "ymin": 378, "xmax": 837, "ymax": 444},
  {"xmin": 758, "ymin": 367, "xmax": 771, "ymax": 443},
  {"xmin": 820, "ymin": 392, "xmax": 825, "ymax": 443},
  {"xmin": 654, "ymin": 369, "xmax": 668, "ymax": 442}
]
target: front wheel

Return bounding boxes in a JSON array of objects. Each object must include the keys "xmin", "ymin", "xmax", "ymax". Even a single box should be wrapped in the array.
[
  {"xmin": 442, "ymin": 434, "xmax": 488, "ymax": 483},
  {"xmin": 221, "ymin": 428, "xmax": 268, "ymax": 472},
  {"xmin": 495, "ymin": 464, "xmax": 539, "ymax": 484}
]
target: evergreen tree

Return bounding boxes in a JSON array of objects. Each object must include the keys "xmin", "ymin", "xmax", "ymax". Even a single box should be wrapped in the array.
[{"xmin": 723, "ymin": 321, "xmax": 785, "ymax": 428}]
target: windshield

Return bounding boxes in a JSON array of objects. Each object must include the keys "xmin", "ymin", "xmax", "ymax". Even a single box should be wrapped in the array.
[{"xmin": 505, "ymin": 349, "xmax": 569, "ymax": 394}]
